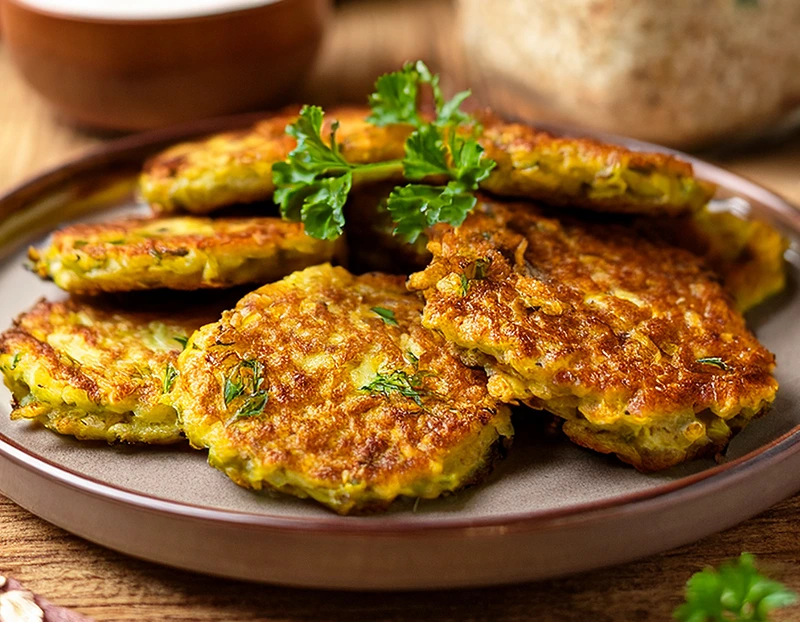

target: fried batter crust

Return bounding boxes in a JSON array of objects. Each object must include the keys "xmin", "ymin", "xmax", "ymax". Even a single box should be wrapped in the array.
[
  {"xmin": 170, "ymin": 264, "xmax": 513, "ymax": 514},
  {"xmin": 407, "ymin": 199, "xmax": 777, "ymax": 471},
  {"xmin": 139, "ymin": 107, "xmax": 713, "ymax": 216},
  {"xmin": 28, "ymin": 216, "xmax": 340, "ymax": 295},
  {"xmin": 476, "ymin": 112, "xmax": 715, "ymax": 215},
  {"xmin": 0, "ymin": 299, "xmax": 215, "ymax": 443},
  {"xmin": 638, "ymin": 207, "xmax": 788, "ymax": 313},
  {"xmin": 140, "ymin": 107, "xmax": 411, "ymax": 215}
]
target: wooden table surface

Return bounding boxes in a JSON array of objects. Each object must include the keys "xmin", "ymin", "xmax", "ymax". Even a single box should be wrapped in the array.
[{"xmin": 2, "ymin": 1, "xmax": 800, "ymax": 620}]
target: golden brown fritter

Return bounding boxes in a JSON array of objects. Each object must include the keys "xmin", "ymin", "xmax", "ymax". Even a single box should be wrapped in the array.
[
  {"xmin": 28, "ymin": 216, "xmax": 341, "ymax": 295},
  {"xmin": 0, "ymin": 299, "xmax": 217, "ymax": 443},
  {"xmin": 407, "ymin": 198, "xmax": 777, "ymax": 471},
  {"xmin": 140, "ymin": 107, "xmax": 411, "ymax": 215},
  {"xmin": 638, "ymin": 207, "xmax": 788, "ymax": 313},
  {"xmin": 170, "ymin": 264, "xmax": 513, "ymax": 514},
  {"xmin": 475, "ymin": 112, "xmax": 716, "ymax": 215},
  {"xmin": 139, "ymin": 106, "xmax": 713, "ymax": 217}
]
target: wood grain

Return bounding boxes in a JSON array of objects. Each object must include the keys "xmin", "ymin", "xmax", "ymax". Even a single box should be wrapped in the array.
[{"xmin": 2, "ymin": 0, "xmax": 800, "ymax": 620}]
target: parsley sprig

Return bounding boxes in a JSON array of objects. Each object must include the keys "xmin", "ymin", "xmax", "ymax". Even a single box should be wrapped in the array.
[
  {"xmin": 674, "ymin": 553, "xmax": 797, "ymax": 621},
  {"xmin": 272, "ymin": 61, "xmax": 495, "ymax": 243}
]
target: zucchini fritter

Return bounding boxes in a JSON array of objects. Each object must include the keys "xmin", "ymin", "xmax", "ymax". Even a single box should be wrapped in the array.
[
  {"xmin": 170, "ymin": 264, "xmax": 513, "ymax": 514},
  {"xmin": 28, "ymin": 216, "xmax": 340, "ymax": 295},
  {"xmin": 139, "ymin": 107, "xmax": 713, "ymax": 217},
  {"xmin": 407, "ymin": 199, "xmax": 777, "ymax": 471},
  {"xmin": 639, "ymin": 207, "xmax": 788, "ymax": 313},
  {"xmin": 475, "ymin": 112, "xmax": 715, "ymax": 215},
  {"xmin": 0, "ymin": 299, "xmax": 214, "ymax": 443},
  {"xmin": 140, "ymin": 107, "xmax": 410, "ymax": 215}
]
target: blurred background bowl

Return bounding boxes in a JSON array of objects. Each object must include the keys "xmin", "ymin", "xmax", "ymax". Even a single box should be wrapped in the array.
[{"xmin": 0, "ymin": 0, "xmax": 331, "ymax": 131}]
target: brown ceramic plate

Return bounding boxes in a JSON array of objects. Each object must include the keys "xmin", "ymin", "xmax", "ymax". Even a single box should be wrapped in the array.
[{"xmin": 0, "ymin": 116, "xmax": 799, "ymax": 590}]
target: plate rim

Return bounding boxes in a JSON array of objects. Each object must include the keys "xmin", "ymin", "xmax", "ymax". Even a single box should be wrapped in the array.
[{"xmin": 1, "ymin": 111, "xmax": 799, "ymax": 535}]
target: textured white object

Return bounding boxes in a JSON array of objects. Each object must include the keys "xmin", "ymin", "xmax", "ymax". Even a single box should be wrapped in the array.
[
  {"xmin": 14, "ymin": 0, "xmax": 280, "ymax": 20},
  {"xmin": 459, "ymin": 0, "xmax": 800, "ymax": 147},
  {"xmin": 0, "ymin": 590, "xmax": 44, "ymax": 622}
]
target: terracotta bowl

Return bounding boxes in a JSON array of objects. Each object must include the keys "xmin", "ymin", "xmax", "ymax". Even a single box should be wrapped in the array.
[{"xmin": 0, "ymin": 0, "xmax": 331, "ymax": 131}]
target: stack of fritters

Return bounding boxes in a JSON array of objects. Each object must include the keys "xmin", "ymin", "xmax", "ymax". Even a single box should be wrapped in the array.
[{"xmin": 0, "ymin": 106, "xmax": 786, "ymax": 513}]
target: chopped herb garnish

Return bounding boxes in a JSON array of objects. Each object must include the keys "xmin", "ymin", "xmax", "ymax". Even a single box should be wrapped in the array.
[
  {"xmin": 697, "ymin": 357, "xmax": 729, "ymax": 371},
  {"xmin": 108, "ymin": 240, "xmax": 126, "ymax": 245},
  {"xmin": 371, "ymin": 307, "xmax": 399, "ymax": 326},
  {"xmin": 162, "ymin": 362, "xmax": 178, "ymax": 393},
  {"xmin": 174, "ymin": 336, "xmax": 189, "ymax": 349},
  {"xmin": 231, "ymin": 391, "xmax": 269, "ymax": 422},
  {"xmin": 223, "ymin": 359, "xmax": 268, "ymax": 423},
  {"xmin": 272, "ymin": 61, "xmax": 495, "ymax": 243},
  {"xmin": 9, "ymin": 353, "xmax": 21, "ymax": 370},
  {"xmin": 223, "ymin": 376, "xmax": 244, "ymax": 406},
  {"xmin": 361, "ymin": 368, "xmax": 430, "ymax": 407},
  {"xmin": 674, "ymin": 553, "xmax": 797, "ymax": 621},
  {"xmin": 459, "ymin": 273, "xmax": 470, "ymax": 296},
  {"xmin": 73, "ymin": 240, "xmax": 88, "ymax": 249},
  {"xmin": 472, "ymin": 257, "xmax": 492, "ymax": 280},
  {"xmin": 458, "ymin": 256, "xmax": 492, "ymax": 296},
  {"xmin": 405, "ymin": 350, "xmax": 419, "ymax": 366}
]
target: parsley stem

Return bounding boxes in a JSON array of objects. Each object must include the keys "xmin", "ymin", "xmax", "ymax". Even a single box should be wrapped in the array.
[{"xmin": 349, "ymin": 160, "xmax": 405, "ymax": 184}]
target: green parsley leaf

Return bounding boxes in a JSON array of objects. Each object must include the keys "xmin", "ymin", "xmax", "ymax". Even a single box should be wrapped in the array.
[
  {"xmin": 402, "ymin": 125, "xmax": 451, "ymax": 180},
  {"xmin": 361, "ymin": 369, "xmax": 430, "ymax": 407},
  {"xmin": 367, "ymin": 61, "xmax": 424, "ymax": 128},
  {"xmin": 674, "ymin": 553, "xmax": 798, "ymax": 622},
  {"xmin": 367, "ymin": 60, "xmax": 470, "ymax": 128},
  {"xmin": 436, "ymin": 90, "xmax": 472, "ymax": 127},
  {"xmin": 223, "ymin": 376, "xmax": 244, "ymax": 406},
  {"xmin": 174, "ymin": 336, "xmax": 189, "ymax": 349},
  {"xmin": 448, "ymin": 134, "xmax": 495, "ymax": 188},
  {"xmin": 371, "ymin": 307, "xmax": 399, "ymax": 326},
  {"xmin": 697, "ymin": 357, "xmax": 729, "ymax": 371},
  {"xmin": 273, "ymin": 106, "xmax": 402, "ymax": 240},
  {"xmin": 298, "ymin": 173, "xmax": 351, "ymax": 240},
  {"xmin": 387, "ymin": 182, "xmax": 477, "ymax": 243},
  {"xmin": 162, "ymin": 363, "xmax": 178, "ymax": 393},
  {"xmin": 386, "ymin": 126, "xmax": 494, "ymax": 242}
]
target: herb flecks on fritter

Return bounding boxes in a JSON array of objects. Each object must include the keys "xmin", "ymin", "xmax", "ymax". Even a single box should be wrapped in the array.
[
  {"xmin": 169, "ymin": 264, "xmax": 512, "ymax": 514},
  {"xmin": 0, "ymin": 299, "xmax": 217, "ymax": 443},
  {"xmin": 407, "ymin": 199, "xmax": 777, "ymax": 471},
  {"xmin": 28, "ymin": 216, "xmax": 341, "ymax": 295}
]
